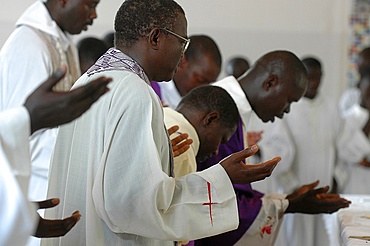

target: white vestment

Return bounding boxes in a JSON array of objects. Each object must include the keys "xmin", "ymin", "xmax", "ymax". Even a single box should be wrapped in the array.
[
  {"xmin": 260, "ymin": 94, "xmax": 367, "ymax": 246},
  {"xmin": 0, "ymin": 107, "xmax": 38, "ymax": 246},
  {"xmin": 43, "ymin": 66, "xmax": 238, "ymax": 245},
  {"xmin": 163, "ymin": 107, "xmax": 199, "ymax": 178},
  {"xmin": 0, "ymin": 1, "xmax": 80, "ymax": 208},
  {"xmin": 339, "ymin": 87, "xmax": 360, "ymax": 116},
  {"xmin": 212, "ymin": 76, "xmax": 289, "ymax": 246},
  {"xmin": 157, "ymin": 80, "xmax": 182, "ymax": 109},
  {"xmin": 339, "ymin": 103, "xmax": 370, "ymax": 194}
]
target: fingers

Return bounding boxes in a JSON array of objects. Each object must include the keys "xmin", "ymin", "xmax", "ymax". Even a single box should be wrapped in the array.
[
  {"xmin": 37, "ymin": 198, "xmax": 60, "ymax": 209},
  {"xmin": 40, "ymin": 67, "xmax": 67, "ymax": 91},
  {"xmin": 316, "ymin": 197, "xmax": 352, "ymax": 213},
  {"xmin": 245, "ymin": 156, "xmax": 281, "ymax": 180},
  {"xmin": 34, "ymin": 210, "xmax": 81, "ymax": 238},
  {"xmin": 312, "ymin": 185, "xmax": 330, "ymax": 195},
  {"xmin": 256, "ymin": 156, "xmax": 281, "ymax": 167},
  {"xmin": 359, "ymin": 159, "xmax": 370, "ymax": 168},
  {"xmin": 60, "ymin": 76, "xmax": 112, "ymax": 120},
  {"xmin": 84, "ymin": 77, "xmax": 113, "ymax": 102},
  {"xmin": 301, "ymin": 180, "xmax": 320, "ymax": 192},
  {"xmin": 232, "ymin": 145, "xmax": 259, "ymax": 163},
  {"xmin": 57, "ymin": 211, "xmax": 81, "ymax": 236},
  {"xmin": 172, "ymin": 138, "xmax": 193, "ymax": 157},
  {"xmin": 171, "ymin": 132, "xmax": 189, "ymax": 146},
  {"xmin": 174, "ymin": 138, "xmax": 193, "ymax": 150},
  {"xmin": 173, "ymin": 144, "xmax": 190, "ymax": 157},
  {"xmin": 71, "ymin": 76, "xmax": 112, "ymax": 102},
  {"xmin": 316, "ymin": 193, "xmax": 340, "ymax": 199},
  {"xmin": 167, "ymin": 125, "xmax": 179, "ymax": 136}
]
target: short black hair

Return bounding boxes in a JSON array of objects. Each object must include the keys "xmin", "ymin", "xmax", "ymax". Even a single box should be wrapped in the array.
[
  {"xmin": 77, "ymin": 37, "xmax": 108, "ymax": 63},
  {"xmin": 103, "ymin": 32, "xmax": 115, "ymax": 48},
  {"xmin": 226, "ymin": 56, "xmax": 250, "ymax": 78},
  {"xmin": 114, "ymin": 0, "xmax": 185, "ymax": 47},
  {"xmin": 301, "ymin": 56, "xmax": 322, "ymax": 70},
  {"xmin": 185, "ymin": 35, "xmax": 222, "ymax": 68},
  {"xmin": 358, "ymin": 47, "xmax": 370, "ymax": 78},
  {"xmin": 177, "ymin": 85, "xmax": 239, "ymax": 129}
]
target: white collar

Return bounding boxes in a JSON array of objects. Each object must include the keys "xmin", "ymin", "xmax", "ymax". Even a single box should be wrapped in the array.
[
  {"xmin": 16, "ymin": 1, "xmax": 72, "ymax": 51},
  {"xmin": 213, "ymin": 76, "xmax": 253, "ymax": 128}
]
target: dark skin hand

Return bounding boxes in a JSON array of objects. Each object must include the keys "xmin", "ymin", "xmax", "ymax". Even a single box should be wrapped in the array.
[
  {"xmin": 33, "ymin": 198, "xmax": 81, "ymax": 238},
  {"xmin": 359, "ymin": 158, "xmax": 370, "ymax": 168},
  {"xmin": 220, "ymin": 145, "xmax": 281, "ymax": 184},
  {"xmin": 24, "ymin": 67, "xmax": 112, "ymax": 134},
  {"xmin": 285, "ymin": 180, "xmax": 351, "ymax": 214},
  {"xmin": 168, "ymin": 125, "xmax": 193, "ymax": 157}
]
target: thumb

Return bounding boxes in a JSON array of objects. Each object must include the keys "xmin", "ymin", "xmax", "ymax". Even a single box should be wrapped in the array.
[
  {"xmin": 232, "ymin": 145, "xmax": 259, "ymax": 163},
  {"xmin": 297, "ymin": 180, "xmax": 320, "ymax": 196},
  {"xmin": 37, "ymin": 198, "xmax": 60, "ymax": 209},
  {"xmin": 40, "ymin": 66, "xmax": 67, "ymax": 91}
]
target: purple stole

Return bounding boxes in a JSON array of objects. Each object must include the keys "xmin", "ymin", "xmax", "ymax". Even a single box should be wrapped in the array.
[
  {"xmin": 87, "ymin": 48, "xmax": 150, "ymax": 84},
  {"xmin": 150, "ymin": 81, "xmax": 162, "ymax": 99},
  {"xmin": 195, "ymin": 118, "xmax": 264, "ymax": 246},
  {"xmin": 86, "ymin": 48, "xmax": 174, "ymax": 177}
]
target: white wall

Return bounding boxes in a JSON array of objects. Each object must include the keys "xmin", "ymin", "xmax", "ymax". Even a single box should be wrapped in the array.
[{"xmin": 0, "ymin": 0, "xmax": 352, "ymax": 100}]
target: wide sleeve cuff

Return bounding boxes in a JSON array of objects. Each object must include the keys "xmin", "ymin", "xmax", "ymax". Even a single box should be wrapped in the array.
[{"xmin": 237, "ymin": 193, "xmax": 288, "ymax": 246}]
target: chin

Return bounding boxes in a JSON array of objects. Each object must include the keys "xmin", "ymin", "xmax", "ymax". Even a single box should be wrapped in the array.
[{"xmin": 260, "ymin": 116, "xmax": 271, "ymax": 123}]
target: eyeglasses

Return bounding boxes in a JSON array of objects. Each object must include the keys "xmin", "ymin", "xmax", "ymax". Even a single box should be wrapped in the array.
[{"xmin": 160, "ymin": 28, "xmax": 190, "ymax": 53}]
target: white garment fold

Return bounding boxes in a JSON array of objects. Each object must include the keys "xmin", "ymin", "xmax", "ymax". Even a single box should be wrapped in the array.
[
  {"xmin": 43, "ymin": 71, "xmax": 238, "ymax": 246},
  {"xmin": 0, "ymin": 107, "xmax": 38, "ymax": 246}
]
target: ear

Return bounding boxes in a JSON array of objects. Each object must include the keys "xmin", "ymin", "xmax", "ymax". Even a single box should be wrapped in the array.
[
  {"xmin": 147, "ymin": 28, "xmax": 161, "ymax": 50},
  {"xmin": 202, "ymin": 111, "xmax": 220, "ymax": 127},
  {"xmin": 60, "ymin": 0, "xmax": 68, "ymax": 8},
  {"xmin": 178, "ymin": 55, "xmax": 189, "ymax": 69},
  {"xmin": 263, "ymin": 74, "xmax": 279, "ymax": 91}
]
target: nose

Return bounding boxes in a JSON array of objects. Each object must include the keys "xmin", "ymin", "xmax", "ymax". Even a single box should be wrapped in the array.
[
  {"xmin": 284, "ymin": 104, "xmax": 291, "ymax": 114},
  {"xmin": 90, "ymin": 9, "xmax": 97, "ymax": 19}
]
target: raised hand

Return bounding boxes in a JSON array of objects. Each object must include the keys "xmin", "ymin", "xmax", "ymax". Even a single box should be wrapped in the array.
[
  {"xmin": 24, "ymin": 67, "xmax": 112, "ymax": 134},
  {"xmin": 33, "ymin": 198, "xmax": 81, "ymax": 238},
  {"xmin": 168, "ymin": 125, "xmax": 193, "ymax": 157},
  {"xmin": 220, "ymin": 145, "xmax": 281, "ymax": 184},
  {"xmin": 285, "ymin": 180, "xmax": 351, "ymax": 214},
  {"xmin": 247, "ymin": 130, "xmax": 263, "ymax": 146}
]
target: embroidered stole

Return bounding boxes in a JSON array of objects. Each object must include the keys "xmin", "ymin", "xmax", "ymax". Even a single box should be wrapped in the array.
[
  {"xmin": 28, "ymin": 26, "xmax": 80, "ymax": 91},
  {"xmin": 87, "ymin": 48, "xmax": 175, "ymax": 176}
]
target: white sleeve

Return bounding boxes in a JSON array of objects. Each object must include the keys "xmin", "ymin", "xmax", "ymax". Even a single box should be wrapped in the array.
[
  {"xmin": 235, "ymin": 193, "xmax": 289, "ymax": 246},
  {"xmin": 0, "ymin": 107, "xmax": 32, "ymax": 192},
  {"xmin": 0, "ymin": 107, "xmax": 38, "ymax": 245},
  {"xmin": 0, "ymin": 26, "xmax": 53, "ymax": 110},
  {"xmin": 91, "ymin": 78, "xmax": 238, "ymax": 241},
  {"xmin": 0, "ymin": 151, "xmax": 38, "ymax": 246},
  {"xmin": 260, "ymin": 120, "xmax": 299, "ymax": 194},
  {"xmin": 336, "ymin": 104, "xmax": 370, "ymax": 163}
]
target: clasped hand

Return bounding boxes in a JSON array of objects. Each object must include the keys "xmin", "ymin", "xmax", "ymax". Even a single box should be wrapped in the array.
[{"xmin": 285, "ymin": 180, "xmax": 351, "ymax": 214}]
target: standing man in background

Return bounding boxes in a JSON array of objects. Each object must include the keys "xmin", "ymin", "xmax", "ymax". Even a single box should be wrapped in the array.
[
  {"xmin": 196, "ymin": 52, "xmax": 351, "ymax": 246},
  {"xmin": 225, "ymin": 56, "xmax": 250, "ymax": 79},
  {"xmin": 153, "ymin": 35, "xmax": 222, "ymax": 108},
  {"xmin": 261, "ymin": 57, "xmax": 365, "ymax": 246},
  {"xmin": 340, "ymin": 47, "xmax": 370, "ymax": 115}
]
